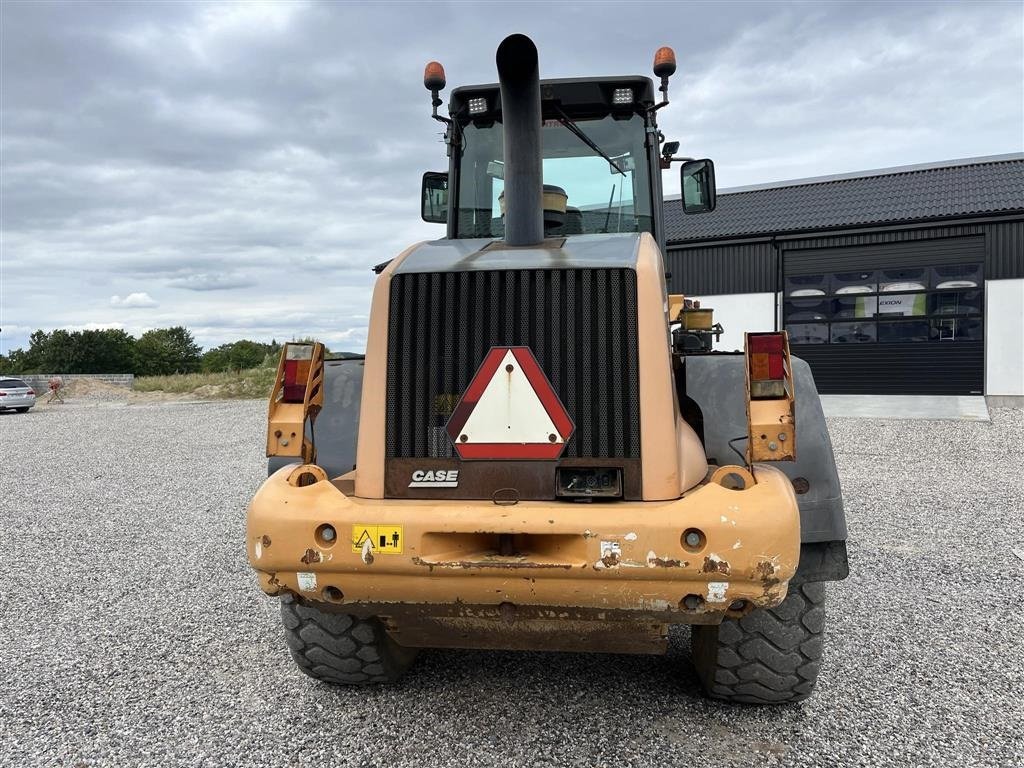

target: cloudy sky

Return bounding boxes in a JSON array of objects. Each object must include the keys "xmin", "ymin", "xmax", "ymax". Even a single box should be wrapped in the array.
[{"xmin": 1, "ymin": 0, "xmax": 1021, "ymax": 355}]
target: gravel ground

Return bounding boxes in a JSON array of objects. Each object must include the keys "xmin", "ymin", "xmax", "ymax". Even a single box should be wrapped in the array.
[{"xmin": 1, "ymin": 400, "xmax": 1022, "ymax": 768}]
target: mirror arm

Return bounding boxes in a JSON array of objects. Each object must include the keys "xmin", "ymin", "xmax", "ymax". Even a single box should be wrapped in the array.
[
  {"xmin": 430, "ymin": 91, "xmax": 452, "ymax": 127},
  {"xmin": 649, "ymin": 75, "xmax": 671, "ymax": 113}
]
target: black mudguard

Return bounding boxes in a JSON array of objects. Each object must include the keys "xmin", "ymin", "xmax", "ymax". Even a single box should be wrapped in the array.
[
  {"xmin": 682, "ymin": 354, "xmax": 849, "ymax": 581},
  {"xmin": 267, "ymin": 357, "xmax": 364, "ymax": 479}
]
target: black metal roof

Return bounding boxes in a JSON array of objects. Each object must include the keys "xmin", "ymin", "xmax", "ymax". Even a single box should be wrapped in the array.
[
  {"xmin": 450, "ymin": 76, "xmax": 656, "ymax": 118},
  {"xmin": 666, "ymin": 155, "xmax": 1024, "ymax": 245}
]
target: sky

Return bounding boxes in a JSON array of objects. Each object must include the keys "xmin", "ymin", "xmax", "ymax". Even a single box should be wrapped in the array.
[{"xmin": 1, "ymin": 0, "xmax": 1022, "ymax": 355}]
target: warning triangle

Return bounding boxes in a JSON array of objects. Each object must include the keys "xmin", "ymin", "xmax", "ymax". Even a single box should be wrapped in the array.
[
  {"xmin": 447, "ymin": 346, "xmax": 573, "ymax": 460},
  {"xmin": 462, "ymin": 350, "xmax": 559, "ymax": 443},
  {"xmin": 353, "ymin": 529, "xmax": 371, "ymax": 547}
]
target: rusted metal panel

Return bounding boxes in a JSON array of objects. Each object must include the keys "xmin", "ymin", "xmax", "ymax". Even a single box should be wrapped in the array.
[
  {"xmin": 383, "ymin": 614, "xmax": 668, "ymax": 654},
  {"xmin": 247, "ymin": 458, "xmax": 800, "ymax": 652}
]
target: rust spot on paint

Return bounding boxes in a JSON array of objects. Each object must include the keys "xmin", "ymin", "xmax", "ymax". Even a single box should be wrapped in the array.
[
  {"xmin": 647, "ymin": 555, "xmax": 687, "ymax": 568},
  {"xmin": 599, "ymin": 550, "xmax": 621, "ymax": 569},
  {"xmin": 300, "ymin": 548, "xmax": 322, "ymax": 564},
  {"xmin": 755, "ymin": 560, "xmax": 782, "ymax": 600},
  {"xmin": 411, "ymin": 556, "xmax": 572, "ymax": 571},
  {"xmin": 702, "ymin": 555, "xmax": 730, "ymax": 575}
]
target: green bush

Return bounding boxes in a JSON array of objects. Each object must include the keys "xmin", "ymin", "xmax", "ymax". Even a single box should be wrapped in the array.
[
  {"xmin": 201, "ymin": 339, "xmax": 281, "ymax": 373},
  {"xmin": 0, "ymin": 328, "xmax": 332, "ymax": 383},
  {"xmin": 133, "ymin": 366, "xmax": 278, "ymax": 398}
]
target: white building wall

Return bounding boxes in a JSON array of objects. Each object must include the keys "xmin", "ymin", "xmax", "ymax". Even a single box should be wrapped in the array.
[
  {"xmin": 690, "ymin": 293, "xmax": 777, "ymax": 353},
  {"xmin": 985, "ymin": 278, "xmax": 1024, "ymax": 396}
]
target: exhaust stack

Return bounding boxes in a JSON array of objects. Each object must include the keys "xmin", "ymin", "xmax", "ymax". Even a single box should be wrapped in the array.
[{"xmin": 496, "ymin": 34, "xmax": 543, "ymax": 247}]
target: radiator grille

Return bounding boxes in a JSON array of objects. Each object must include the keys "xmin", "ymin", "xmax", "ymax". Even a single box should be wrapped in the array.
[{"xmin": 385, "ymin": 268, "xmax": 640, "ymax": 459}]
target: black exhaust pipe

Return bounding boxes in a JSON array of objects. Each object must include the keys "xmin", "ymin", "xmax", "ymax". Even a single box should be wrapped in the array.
[{"xmin": 496, "ymin": 34, "xmax": 543, "ymax": 247}]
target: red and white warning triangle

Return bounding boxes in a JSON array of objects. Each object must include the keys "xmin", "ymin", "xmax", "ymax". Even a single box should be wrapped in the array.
[{"xmin": 446, "ymin": 346, "xmax": 574, "ymax": 460}]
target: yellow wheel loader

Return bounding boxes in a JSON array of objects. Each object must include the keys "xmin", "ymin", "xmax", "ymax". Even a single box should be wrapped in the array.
[{"xmin": 248, "ymin": 34, "xmax": 849, "ymax": 704}]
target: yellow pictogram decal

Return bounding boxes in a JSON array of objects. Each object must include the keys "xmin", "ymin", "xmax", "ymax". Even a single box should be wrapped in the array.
[{"xmin": 351, "ymin": 525, "xmax": 404, "ymax": 555}]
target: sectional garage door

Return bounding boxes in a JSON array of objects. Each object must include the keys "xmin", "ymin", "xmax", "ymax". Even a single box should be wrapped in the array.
[{"xmin": 783, "ymin": 237, "xmax": 985, "ymax": 395}]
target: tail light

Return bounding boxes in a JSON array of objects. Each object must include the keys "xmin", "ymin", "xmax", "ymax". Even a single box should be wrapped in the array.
[
  {"xmin": 27, "ymin": 389, "xmax": 35, "ymax": 395},
  {"xmin": 282, "ymin": 344, "xmax": 314, "ymax": 403},
  {"xmin": 744, "ymin": 332, "xmax": 796, "ymax": 463},
  {"xmin": 747, "ymin": 332, "xmax": 787, "ymax": 399},
  {"xmin": 267, "ymin": 342, "xmax": 325, "ymax": 463},
  {"xmin": 0, "ymin": 392, "xmax": 6, "ymax": 397}
]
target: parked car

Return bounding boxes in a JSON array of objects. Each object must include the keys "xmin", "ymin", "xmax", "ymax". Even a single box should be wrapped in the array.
[{"xmin": 0, "ymin": 378, "xmax": 36, "ymax": 412}]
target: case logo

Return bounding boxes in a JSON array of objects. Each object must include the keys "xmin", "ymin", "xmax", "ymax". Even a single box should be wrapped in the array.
[{"xmin": 409, "ymin": 469, "xmax": 459, "ymax": 488}]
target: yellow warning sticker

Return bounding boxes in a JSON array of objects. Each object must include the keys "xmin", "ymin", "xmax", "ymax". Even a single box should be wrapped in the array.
[{"xmin": 351, "ymin": 524, "xmax": 404, "ymax": 555}]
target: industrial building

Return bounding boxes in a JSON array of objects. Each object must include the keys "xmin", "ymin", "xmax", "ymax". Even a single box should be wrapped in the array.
[{"xmin": 665, "ymin": 154, "xmax": 1024, "ymax": 397}]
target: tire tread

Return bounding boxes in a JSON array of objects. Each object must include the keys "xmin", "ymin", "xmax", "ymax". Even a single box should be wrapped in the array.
[
  {"xmin": 279, "ymin": 592, "xmax": 416, "ymax": 685},
  {"xmin": 692, "ymin": 582, "xmax": 826, "ymax": 704}
]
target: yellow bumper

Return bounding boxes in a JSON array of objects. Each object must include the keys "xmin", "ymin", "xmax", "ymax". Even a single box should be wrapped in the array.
[{"xmin": 246, "ymin": 463, "xmax": 800, "ymax": 625}]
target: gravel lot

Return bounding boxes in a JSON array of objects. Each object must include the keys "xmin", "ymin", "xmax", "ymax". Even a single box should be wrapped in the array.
[{"xmin": 1, "ymin": 400, "xmax": 1022, "ymax": 767}]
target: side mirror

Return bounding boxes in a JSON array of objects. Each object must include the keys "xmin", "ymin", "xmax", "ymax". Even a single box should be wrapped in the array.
[
  {"xmin": 680, "ymin": 158, "xmax": 716, "ymax": 214},
  {"xmin": 421, "ymin": 171, "xmax": 448, "ymax": 224}
]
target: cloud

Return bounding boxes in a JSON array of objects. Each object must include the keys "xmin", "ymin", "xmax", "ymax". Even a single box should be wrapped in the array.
[
  {"xmin": 110, "ymin": 292, "xmax": 158, "ymax": 308},
  {"xmin": 166, "ymin": 273, "xmax": 256, "ymax": 291},
  {"xmin": 68, "ymin": 322, "xmax": 127, "ymax": 332},
  {"xmin": 0, "ymin": 0, "xmax": 1020, "ymax": 355}
]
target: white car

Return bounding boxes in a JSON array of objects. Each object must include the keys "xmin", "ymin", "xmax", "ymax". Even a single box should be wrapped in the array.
[{"xmin": 0, "ymin": 377, "xmax": 36, "ymax": 412}]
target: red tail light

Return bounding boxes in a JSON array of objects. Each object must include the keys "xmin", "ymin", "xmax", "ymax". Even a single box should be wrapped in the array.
[
  {"xmin": 747, "ymin": 332, "xmax": 787, "ymax": 399},
  {"xmin": 282, "ymin": 344, "xmax": 313, "ymax": 402},
  {"xmin": 27, "ymin": 389, "xmax": 35, "ymax": 395}
]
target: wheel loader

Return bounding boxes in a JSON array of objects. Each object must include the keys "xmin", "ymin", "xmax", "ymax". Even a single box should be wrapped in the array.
[{"xmin": 247, "ymin": 34, "xmax": 849, "ymax": 704}]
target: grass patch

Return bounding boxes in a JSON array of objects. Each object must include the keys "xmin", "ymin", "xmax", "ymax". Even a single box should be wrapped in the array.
[{"xmin": 134, "ymin": 366, "xmax": 277, "ymax": 399}]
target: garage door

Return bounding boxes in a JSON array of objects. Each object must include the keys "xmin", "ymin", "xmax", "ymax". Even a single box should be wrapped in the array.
[{"xmin": 783, "ymin": 237, "xmax": 985, "ymax": 395}]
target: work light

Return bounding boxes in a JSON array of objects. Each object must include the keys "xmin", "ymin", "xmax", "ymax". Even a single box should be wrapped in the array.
[{"xmin": 612, "ymin": 87, "xmax": 633, "ymax": 105}]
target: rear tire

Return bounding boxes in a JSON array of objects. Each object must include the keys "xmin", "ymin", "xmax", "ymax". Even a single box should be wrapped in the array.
[
  {"xmin": 15, "ymin": 407, "xmax": 29, "ymax": 413},
  {"xmin": 691, "ymin": 581, "xmax": 825, "ymax": 704},
  {"xmin": 280, "ymin": 592, "xmax": 417, "ymax": 685}
]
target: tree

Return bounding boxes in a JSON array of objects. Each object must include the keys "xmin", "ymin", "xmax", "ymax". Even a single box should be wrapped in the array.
[
  {"xmin": 201, "ymin": 339, "xmax": 282, "ymax": 372},
  {"xmin": 77, "ymin": 329, "xmax": 136, "ymax": 373},
  {"xmin": 134, "ymin": 327, "xmax": 201, "ymax": 376},
  {"xmin": 2, "ymin": 326, "xmax": 292, "ymax": 375},
  {"xmin": 4, "ymin": 328, "xmax": 134, "ymax": 373},
  {"xmin": 2, "ymin": 343, "xmax": 41, "ymax": 373}
]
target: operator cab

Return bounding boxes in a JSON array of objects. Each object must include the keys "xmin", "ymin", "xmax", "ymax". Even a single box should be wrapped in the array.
[
  {"xmin": 449, "ymin": 77, "xmax": 659, "ymax": 242},
  {"xmin": 421, "ymin": 55, "xmax": 717, "ymax": 253}
]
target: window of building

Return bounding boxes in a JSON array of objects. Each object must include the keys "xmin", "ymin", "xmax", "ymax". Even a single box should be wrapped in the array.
[{"xmin": 785, "ymin": 262, "xmax": 983, "ymax": 345}]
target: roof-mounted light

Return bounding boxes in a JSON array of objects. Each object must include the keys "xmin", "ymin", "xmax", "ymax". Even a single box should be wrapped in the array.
[
  {"xmin": 652, "ymin": 46, "xmax": 676, "ymax": 111},
  {"xmin": 612, "ymin": 87, "xmax": 633, "ymax": 105},
  {"xmin": 653, "ymin": 47, "xmax": 677, "ymax": 78},
  {"xmin": 468, "ymin": 97, "xmax": 488, "ymax": 114},
  {"xmin": 423, "ymin": 61, "xmax": 446, "ymax": 92},
  {"xmin": 424, "ymin": 61, "xmax": 448, "ymax": 124}
]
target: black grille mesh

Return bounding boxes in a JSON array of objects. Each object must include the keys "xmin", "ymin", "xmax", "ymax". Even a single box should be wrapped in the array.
[{"xmin": 385, "ymin": 268, "xmax": 640, "ymax": 459}]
